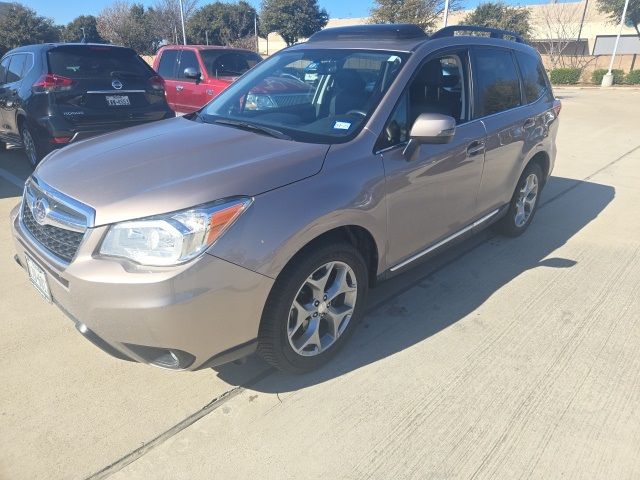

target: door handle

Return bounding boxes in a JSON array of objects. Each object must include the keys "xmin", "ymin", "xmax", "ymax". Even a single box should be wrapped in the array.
[
  {"xmin": 523, "ymin": 118, "xmax": 536, "ymax": 129},
  {"xmin": 466, "ymin": 140, "xmax": 485, "ymax": 156},
  {"xmin": 176, "ymin": 85, "xmax": 184, "ymax": 92}
]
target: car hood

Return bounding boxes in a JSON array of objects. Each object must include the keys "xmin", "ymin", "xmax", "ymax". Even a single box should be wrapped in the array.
[{"xmin": 35, "ymin": 117, "xmax": 330, "ymax": 226}]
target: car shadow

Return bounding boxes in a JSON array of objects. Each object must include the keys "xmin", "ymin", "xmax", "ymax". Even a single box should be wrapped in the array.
[
  {"xmin": 213, "ymin": 176, "xmax": 615, "ymax": 392},
  {"xmin": 0, "ymin": 147, "xmax": 32, "ymax": 199}
]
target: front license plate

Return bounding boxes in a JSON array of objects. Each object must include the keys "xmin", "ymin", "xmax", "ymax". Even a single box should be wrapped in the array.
[
  {"xmin": 25, "ymin": 255, "xmax": 52, "ymax": 303},
  {"xmin": 106, "ymin": 95, "xmax": 130, "ymax": 106}
]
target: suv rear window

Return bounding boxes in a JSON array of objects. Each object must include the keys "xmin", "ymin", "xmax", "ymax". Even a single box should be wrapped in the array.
[
  {"xmin": 48, "ymin": 46, "xmax": 153, "ymax": 79},
  {"xmin": 200, "ymin": 51, "xmax": 262, "ymax": 78}
]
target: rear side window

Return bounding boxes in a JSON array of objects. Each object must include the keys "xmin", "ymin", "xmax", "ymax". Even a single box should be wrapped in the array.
[
  {"xmin": 0, "ymin": 56, "xmax": 10, "ymax": 84},
  {"xmin": 178, "ymin": 50, "xmax": 199, "ymax": 79},
  {"xmin": 157, "ymin": 49, "xmax": 179, "ymax": 79},
  {"xmin": 47, "ymin": 46, "xmax": 152, "ymax": 79},
  {"xmin": 200, "ymin": 51, "xmax": 262, "ymax": 77},
  {"xmin": 7, "ymin": 54, "xmax": 27, "ymax": 83},
  {"xmin": 515, "ymin": 51, "xmax": 548, "ymax": 103},
  {"xmin": 473, "ymin": 48, "xmax": 522, "ymax": 117}
]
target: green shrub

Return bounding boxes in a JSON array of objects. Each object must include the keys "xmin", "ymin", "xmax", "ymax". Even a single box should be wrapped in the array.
[
  {"xmin": 549, "ymin": 68, "xmax": 582, "ymax": 85},
  {"xmin": 626, "ymin": 70, "xmax": 640, "ymax": 84},
  {"xmin": 591, "ymin": 68, "xmax": 624, "ymax": 85}
]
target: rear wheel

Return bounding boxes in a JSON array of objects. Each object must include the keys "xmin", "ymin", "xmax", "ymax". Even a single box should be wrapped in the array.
[
  {"xmin": 20, "ymin": 124, "xmax": 41, "ymax": 167},
  {"xmin": 494, "ymin": 163, "xmax": 543, "ymax": 237},
  {"xmin": 258, "ymin": 242, "xmax": 369, "ymax": 373}
]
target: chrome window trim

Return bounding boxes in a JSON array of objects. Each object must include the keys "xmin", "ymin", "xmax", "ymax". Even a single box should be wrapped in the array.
[{"xmin": 389, "ymin": 208, "xmax": 500, "ymax": 272}]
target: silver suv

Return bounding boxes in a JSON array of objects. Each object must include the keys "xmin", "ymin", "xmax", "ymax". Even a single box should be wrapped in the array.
[{"xmin": 11, "ymin": 25, "xmax": 560, "ymax": 373}]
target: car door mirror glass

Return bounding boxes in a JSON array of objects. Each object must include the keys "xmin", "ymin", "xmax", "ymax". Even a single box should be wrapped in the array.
[{"xmin": 183, "ymin": 67, "xmax": 201, "ymax": 81}]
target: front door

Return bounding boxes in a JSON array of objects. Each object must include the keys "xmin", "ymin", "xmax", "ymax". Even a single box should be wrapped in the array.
[
  {"xmin": 380, "ymin": 50, "xmax": 487, "ymax": 269},
  {"xmin": 174, "ymin": 49, "xmax": 209, "ymax": 113}
]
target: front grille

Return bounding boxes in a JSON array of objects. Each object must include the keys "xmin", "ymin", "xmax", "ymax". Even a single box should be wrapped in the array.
[{"xmin": 22, "ymin": 202, "xmax": 84, "ymax": 262}]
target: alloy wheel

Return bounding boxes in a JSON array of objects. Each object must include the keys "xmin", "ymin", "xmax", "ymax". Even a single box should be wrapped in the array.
[{"xmin": 514, "ymin": 173, "xmax": 538, "ymax": 227}]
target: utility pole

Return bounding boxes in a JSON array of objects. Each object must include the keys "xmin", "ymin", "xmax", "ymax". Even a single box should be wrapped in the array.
[
  {"xmin": 254, "ymin": 12, "xmax": 259, "ymax": 53},
  {"xmin": 205, "ymin": 31, "xmax": 209, "ymax": 45},
  {"xmin": 602, "ymin": 0, "xmax": 630, "ymax": 86},
  {"xmin": 442, "ymin": 0, "xmax": 450, "ymax": 28},
  {"xmin": 178, "ymin": 0, "xmax": 187, "ymax": 45},
  {"xmin": 576, "ymin": 0, "xmax": 589, "ymax": 55}
]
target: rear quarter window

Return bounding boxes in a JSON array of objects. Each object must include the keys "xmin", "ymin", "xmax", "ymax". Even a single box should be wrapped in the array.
[
  {"xmin": 515, "ymin": 50, "xmax": 549, "ymax": 103},
  {"xmin": 48, "ymin": 46, "xmax": 153, "ymax": 79}
]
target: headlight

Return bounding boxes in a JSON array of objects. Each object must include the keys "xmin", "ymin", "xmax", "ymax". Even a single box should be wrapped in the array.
[{"xmin": 99, "ymin": 197, "xmax": 252, "ymax": 266}]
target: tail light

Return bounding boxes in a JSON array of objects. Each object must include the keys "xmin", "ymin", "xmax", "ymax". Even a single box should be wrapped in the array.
[
  {"xmin": 553, "ymin": 99, "xmax": 562, "ymax": 117},
  {"xmin": 149, "ymin": 75, "xmax": 165, "ymax": 91},
  {"xmin": 32, "ymin": 74, "xmax": 75, "ymax": 93}
]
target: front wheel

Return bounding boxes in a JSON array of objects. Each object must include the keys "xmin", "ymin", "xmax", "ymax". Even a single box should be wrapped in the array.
[
  {"xmin": 494, "ymin": 163, "xmax": 543, "ymax": 237},
  {"xmin": 258, "ymin": 242, "xmax": 369, "ymax": 373}
]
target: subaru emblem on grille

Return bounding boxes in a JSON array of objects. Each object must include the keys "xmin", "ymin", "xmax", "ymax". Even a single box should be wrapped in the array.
[
  {"xmin": 112, "ymin": 79, "xmax": 123, "ymax": 90},
  {"xmin": 32, "ymin": 197, "xmax": 49, "ymax": 225}
]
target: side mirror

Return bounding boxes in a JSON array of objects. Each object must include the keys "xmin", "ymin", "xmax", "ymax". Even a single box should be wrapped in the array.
[
  {"xmin": 183, "ymin": 67, "xmax": 201, "ymax": 81},
  {"xmin": 403, "ymin": 113, "xmax": 456, "ymax": 159}
]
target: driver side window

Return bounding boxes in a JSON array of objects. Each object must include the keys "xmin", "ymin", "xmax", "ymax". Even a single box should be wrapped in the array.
[{"xmin": 376, "ymin": 51, "xmax": 469, "ymax": 151}]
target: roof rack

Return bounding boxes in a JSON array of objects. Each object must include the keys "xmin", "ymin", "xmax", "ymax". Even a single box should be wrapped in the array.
[
  {"xmin": 308, "ymin": 24, "xmax": 427, "ymax": 43},
  {"xmin": 430, "ymin": 25, "xmax": 525, "ymax": 44}
]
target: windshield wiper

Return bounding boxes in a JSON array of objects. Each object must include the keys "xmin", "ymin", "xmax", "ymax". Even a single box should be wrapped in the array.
[{"xmin": 212, "ymin": 118, "xmax": 292, "ymax": 141}]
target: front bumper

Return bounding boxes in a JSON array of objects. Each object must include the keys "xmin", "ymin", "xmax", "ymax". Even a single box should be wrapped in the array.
[{"xmin": 11, "ymin": 203, "xmax": 273, "ymax": 370}]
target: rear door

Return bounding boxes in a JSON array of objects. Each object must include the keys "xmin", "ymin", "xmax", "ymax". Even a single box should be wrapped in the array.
[
  {"xmin": 46, "ymin": 45, "xmax": 168, "ymax": 128},
  {"xmin": 173, "ymin": 49, "xmax": 209, "ymax": 113},
  {"xmin": 0, "ymin": 55, "xmax": 13, "ymax": 139},
  {"xmin": 201, "ymin": 50, "xmax": 262, "ymax": 99},
  {"xmin": 155, "ymin": 48, "xmax": 179, "ymax": 110},
  {"xmin": 0, "ymin": 53, "xmax": 29, "ymax": 141},
  {"xmin": 472, "ymin": 47, "xmax": 529, "ymax": 215}
]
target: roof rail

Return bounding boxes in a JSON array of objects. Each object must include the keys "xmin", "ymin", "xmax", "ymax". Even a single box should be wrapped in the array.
[
  {"xmin": 430, "ymin": 25, "xmax": 525, "ymax": 44},
  {"xmin": 308, "ymin": 23, "xmax": 427, "ymax": 43}
]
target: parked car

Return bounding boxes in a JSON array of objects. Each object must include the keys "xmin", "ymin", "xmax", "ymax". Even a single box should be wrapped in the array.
[
  {"xmin": 153, "ymin": 45, "xmax": 262, "ymax": 113},
  {"xmin": 11, "ymin": 24, "xmax": 560, "ymax": 373},
  {"xmin": 0, "ymin": 43, "xmax": 174, "ymax": 166}
]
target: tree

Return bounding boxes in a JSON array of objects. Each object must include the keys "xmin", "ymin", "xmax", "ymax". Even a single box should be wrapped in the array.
[
  {"xmin": 537, "ymin": 1, "xmax": 593, "ymax": 69},
  {"xmin": 149, "ymin": 0, "xmax": 198, "ymax": 45},
  {"xmin": 463, "ymin": 2, "xmax": 531, "ymax": 38},
  {"xmin": 261, "ymin": 0, "xmax": 328, "ymax": 46},
  {"xmin": 97, "ymin": 1, "xmax": 158, "ymax": 54},
  {"xmin": 597, "ymin": 0, "xmax": 640, "ymax": 39},
  {"xmin": 59, "ymin": 15, "xmax": 105, "ymax": 43},
  {"xmin": 0, "ymin": 2, "xmax": 59, "ymax": 56},
  {"xmin": 370, "ymin": 0, "xmax": 461, "ymax": 32},
  {"xmin": 188, "ymin": 1, "xmax": 258, "ymax": 46}
]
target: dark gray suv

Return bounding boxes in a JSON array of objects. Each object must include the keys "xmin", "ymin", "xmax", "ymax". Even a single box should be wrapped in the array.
[{"xmin": 11, "ymin": 24, "xmax": 560, "ymax": 373}]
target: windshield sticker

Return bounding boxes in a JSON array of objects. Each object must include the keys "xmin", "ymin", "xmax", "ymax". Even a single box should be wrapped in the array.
[{"xmin": 333, "ymin": 121, "xmax": 352, "ymax": 130}]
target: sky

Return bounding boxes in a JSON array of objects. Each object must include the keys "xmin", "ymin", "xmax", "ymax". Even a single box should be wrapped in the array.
[{"xmin": 23, "ymin": 0, "xmax": 554, "ymax": 25}]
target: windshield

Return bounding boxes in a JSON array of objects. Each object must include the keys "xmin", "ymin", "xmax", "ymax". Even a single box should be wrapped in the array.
[
  {"xmin": 200, "ymin": 49, "xmax": 408, "ymax": 144},
  {"xmin": 200, "ymin": 50, "xmax": 262, "ymax": 78}
]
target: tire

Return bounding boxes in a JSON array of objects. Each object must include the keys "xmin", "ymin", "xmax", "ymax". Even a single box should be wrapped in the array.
[
  {"xmin": 494, "ymin": 162, "xmax": 543, "ymax": 237},
  {"xmin": 20, "ymin": 123, "xmax": 41, "ymax": 167},
  {"xmin": 258, "ymin": 242, "xmax": 369, "ymax": 374}
]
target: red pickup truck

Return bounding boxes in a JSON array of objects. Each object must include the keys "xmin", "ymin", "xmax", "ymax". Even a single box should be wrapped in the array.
[{"xmin": 153, "ymin": 45, "xmax": 262, "ymax": 113}]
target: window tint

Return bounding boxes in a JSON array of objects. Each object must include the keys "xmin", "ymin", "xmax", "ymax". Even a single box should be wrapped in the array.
[
  {"xmin": 376, "ymin": 91, "xmax": 409, "ymax": 151},
  {"xmin": 178, "ymin": 50, "xmax": 199, "ymax": 79},
  {"xmin": 157, "ymin": 49, "xmax": 179, "ymax": 79},
  {"xmin": 7, "ymin": 54, "xmax": 26, "ymax": 83},
  {"xmin": 48, "ymin": 46, "xmax": 152, "ymax": 79},
  {"xmin": 516, "ymin": 51, "xmax": 547, "ymax": 103},
  {"xmin": 0, "ymin": 57, "xmax": 10, "ymax": 84},
  {"xmin": 201, "ymin": 51, "xmax": 261, "ymax": 78},
  {"xmin": 23, "ymin": 54, "xmax": 33, "ymax": 76},
  {"xmin": 474, "ymin": 48, "xmax": 522, "ymax": 117}
]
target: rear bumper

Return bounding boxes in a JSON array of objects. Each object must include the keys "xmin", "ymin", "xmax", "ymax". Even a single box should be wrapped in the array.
[{"xmin": 11, "ymin": 203, "xmax": 273, "ymax": 371}]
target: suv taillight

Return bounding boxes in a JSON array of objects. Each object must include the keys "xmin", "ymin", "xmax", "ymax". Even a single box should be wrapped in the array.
[
  {"xmin": 553, "ymin": 99, "xmax": 562, "ymax": 117},
  {"xmin": 149, "ymin": 75, "xmax": 165, "ymax": 91},
  {"xmin": 32, "ymin": 74, "xmax": 75, "ymax": 92}
]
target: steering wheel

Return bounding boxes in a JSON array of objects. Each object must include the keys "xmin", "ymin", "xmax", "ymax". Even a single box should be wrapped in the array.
[{"xmin": 346, "ymin": 109, "xmax": 367, "ymax": 117}]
